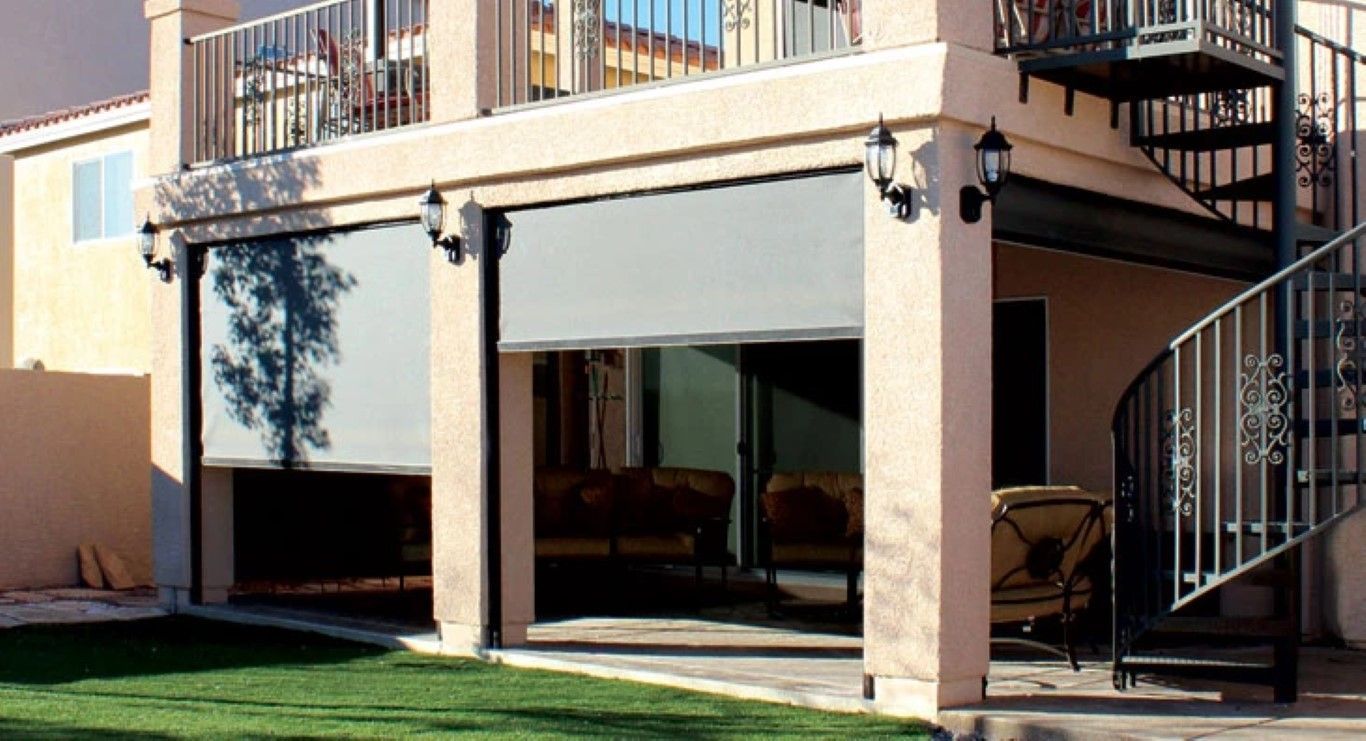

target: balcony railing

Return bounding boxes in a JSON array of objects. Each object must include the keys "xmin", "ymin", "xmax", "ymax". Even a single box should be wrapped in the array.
[
  {"xmin": 994, "ymin": 0, "xmax": 1277, "ymax": 63},
  {"xmin": 189, "ymin": 0, "xmax": 429, "ymax": 163},
  {"xmin": 493, "ymin": 0, "xmax": 863, "ymax": 109}
]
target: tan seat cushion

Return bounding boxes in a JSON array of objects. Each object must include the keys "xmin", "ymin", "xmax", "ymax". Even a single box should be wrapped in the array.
[
  {"xmin": 535, "ymin": 537, "xmax": 612, "ymax": 559},
  {"xmin": 765, "ymin": 471, "xmax": 863, "ymax": 501},
  {"xmin": 771, "ymin": 542, "xmax": 862, "ymax": 567},
  {"xmin": 616, "ymin": 533, "xmax": 695, "ymax": 559},
  {"xmin": 990, "ymin": 486, "xmax": 1109, "ymax": 619}
]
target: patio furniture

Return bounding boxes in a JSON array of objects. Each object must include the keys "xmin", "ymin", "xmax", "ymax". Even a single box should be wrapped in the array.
[
  {"xmin": 533, "ymin": 465, "xmax": 735, "ymax": 593},
  {"xmin": 759, "ymin": 471, "xmax": 863, "ymax": 616},
  {"xmin": 990, "ymin": 485, "xmax": 1111, "ymax": 670}
]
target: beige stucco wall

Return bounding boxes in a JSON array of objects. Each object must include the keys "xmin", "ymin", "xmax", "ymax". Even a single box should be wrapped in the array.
[
  {"xmin": 0, "ymin": 154, "xmax": 12, "ymax": 368},
  {"xmin": 10, "ymin": 125, "xmax": 151, "ymax": 373},
  {"xmin": 0, "ymin": 369, "xmax": 151, "ymax": 589},
  {"xmin": 993, "ymin": 244, "xmax": 1246, "ymax": 493}
]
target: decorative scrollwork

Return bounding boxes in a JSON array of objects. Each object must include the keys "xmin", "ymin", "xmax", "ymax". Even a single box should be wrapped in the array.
[
  {"xmin": 1211, "ymin": 89, "xmax": 1251, "ymax": 126},
  {"xmin": 723, "ymin": 1, "xmax": 752, "ymax": 32},
  {"xmin": 572, "ymin": 0, "xmax": 601, "ymax": 60},
  {"xmin": 1239, "ymin": 353, "xmax": 1291, "ymax": 465},
  {"xmin": 1141, "ymin": 0, "xmax": 1187, "ymax": 44},
  {"xmin": 1162, "ymin": 408, "xmax": 1196, "ymax": 516},
  {"xmin": 1295, "ymin": 92, "xmax": 1337, "ymax": 190},
  {"xmin": 1336, "ymin": 299, "xmax": 1365, "ymax": 414}
]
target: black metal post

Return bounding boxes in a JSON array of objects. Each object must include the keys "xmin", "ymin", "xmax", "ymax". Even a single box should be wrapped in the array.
[
  {"xmin": 483, "ymin": 210, "xmax": 504, "ymax": 649},
  {"xmin": 187, "ymin": 246, "xmax": 205, "ymax": 605},
  {"xmin": 1273, "ymin": 0, "xmax": 1299, "ymax": 270}
]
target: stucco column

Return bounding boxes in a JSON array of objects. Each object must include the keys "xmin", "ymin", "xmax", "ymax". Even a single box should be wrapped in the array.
[
  {"xmin": 0, "ymin": 155, "xmax": 12, "ymax": 368},
  {"xmin": 863, "ymin": 120, "xmax": 992, "ymax": 718},
  {"xmin": 859, "ymin": 0, "xmax": 994, "ymax": 51},
  {"xmin": 426, "ymin": 0, "xmax": 496, "ymax": 123},
  {"xmin": 499, "ymin": 352, "xmax": 536, "ymax": 646},
  {"xmin": 145, "ymin": 0, "xmax": 240, "ymax": 608},
  {"xmin": 200, "ymin": 467, "xmax": 234, "ymax": 604}
]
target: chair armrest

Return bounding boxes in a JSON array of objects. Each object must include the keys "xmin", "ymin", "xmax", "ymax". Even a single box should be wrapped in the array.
[{"xmin": 691, "ymin": 516, "xmax": 731, "ymax": 563}]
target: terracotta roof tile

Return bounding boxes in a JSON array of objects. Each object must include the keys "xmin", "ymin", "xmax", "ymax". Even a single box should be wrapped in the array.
[{"xmin": 0, "ymin": 91, "xmax": 150, "ymax": 138}]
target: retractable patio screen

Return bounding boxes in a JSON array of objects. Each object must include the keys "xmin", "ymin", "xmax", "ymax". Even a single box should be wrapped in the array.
[
  {"xmin": 497, "ymin": 170, "xmax": 864, "ymax": 351},
  {"xmin": 199, "ymin": 222, "xmax": 431, "ymax": 472}
]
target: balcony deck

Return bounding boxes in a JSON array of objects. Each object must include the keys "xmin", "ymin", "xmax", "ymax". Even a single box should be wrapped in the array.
[{"xmin": 996, "ymin": 1, "xmax": 1284, "ymax": 102}]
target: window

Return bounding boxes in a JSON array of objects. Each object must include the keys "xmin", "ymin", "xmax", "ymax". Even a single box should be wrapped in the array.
[{"xmin": 72, "ymin": 151, "xmax": 134, "ymax": 243}]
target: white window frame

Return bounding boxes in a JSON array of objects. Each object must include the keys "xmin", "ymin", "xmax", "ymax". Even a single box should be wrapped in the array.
[{"xmin": 71, "ymin": 149, "xmax": 134, "ymax": 245}]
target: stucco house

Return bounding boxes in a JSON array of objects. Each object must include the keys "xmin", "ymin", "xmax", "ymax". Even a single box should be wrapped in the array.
[{"xmin": 111, "ymin": 0, "xmax": 1366, "ymax": 721}]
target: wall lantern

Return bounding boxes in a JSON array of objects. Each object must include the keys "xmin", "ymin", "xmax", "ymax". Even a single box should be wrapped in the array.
[
  {"xmin": 864, "ymin": 115, "xmax": 912, "ymax": 220},
  {"xmin": 960, "ymin": 117, "xmax": 1014, "ymax": 224},
  {"xmin": 420, "ymin": 182, "xmax": 462, "ymax": 264},
  {"xmin": 138, "ymin": 216, "xmax": 172, "ymax": 282}
]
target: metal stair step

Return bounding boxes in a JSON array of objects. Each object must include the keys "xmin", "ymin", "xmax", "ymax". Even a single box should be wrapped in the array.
[
  {"xmin": 1293, "ymin": 418, "xmax": 1364, "ymax": 438},
  {"xmin": 1150, "ymin": 616, "xmax": 1295, "ymax": 638},
  {"xmin": 1296, "ymin": 468, "xmax": 1364, "ymax": 485},
  {"xmin": 1294, "ymin": 318, "xmax": 1366, "ymax": 339},
  {"xmin": 1133, "ymin": 122, "xmax": 1275, "ymax": 151},
  {"xmin": 1221, "ymin": 520, "xmax": 1313, "ymax": 536},
  {"xmin": 1295, "ymin": 368, "xmax": 1363, "ymax": 388},
  {"xmin": 1297, "ymin": 223, "xmax": 1344, "ymax": 246},
  {"xmin": 1290, "ymin": 272, "xmax": 1366, "ymax": 292},
  {"xmin": 1192, "ymin": 174, "xmax": 1275, "ymax": 202}
]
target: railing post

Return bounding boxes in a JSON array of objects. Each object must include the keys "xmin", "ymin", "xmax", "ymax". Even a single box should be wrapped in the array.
[
  {"xmin": 1273, "ymin": 0, "xmax": 1298, "ymax": 271},
  {"xmin": 146, "ymin": 0, "xmax": 240, "ymax": 173}
]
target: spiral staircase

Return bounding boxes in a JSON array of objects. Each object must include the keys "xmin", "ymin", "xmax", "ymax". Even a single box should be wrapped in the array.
[{"xmin": 997, "ymin": 1, "xmax": 1365, "ymax": 701}]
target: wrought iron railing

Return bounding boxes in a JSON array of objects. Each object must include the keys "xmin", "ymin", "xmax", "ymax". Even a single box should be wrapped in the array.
[
  {"xmin": 1112, "ymin": 220, "xmax": 1366, "ymax": 664},
  {"xmin": 995, "ymin": 0, "xmax": 1278, "ymax": 63},
  {"xmin": 189, "ymin": 0, "xmax": 429, "ymax": 163},
  {"xmin": 1131, "ymin": 25, "xmax": 1362, "ymax": 232},
  {"xmin": 493, "ymin": 0, "xmax": 862, "ymax": 108}
]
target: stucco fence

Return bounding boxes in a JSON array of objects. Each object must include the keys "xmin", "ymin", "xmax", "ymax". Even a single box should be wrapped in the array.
[{"xmin": 0, "ymin": 369, "xmax": 150, "ymax": 589}]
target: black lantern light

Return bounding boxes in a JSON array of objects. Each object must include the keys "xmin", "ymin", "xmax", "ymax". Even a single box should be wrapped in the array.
[
  {"xmin": 420, "ymin": 182, "xmax": 461, "ymax": 264},
  {"xmin": 960, "ymin": 117, "xmax": 1014, "ymax": 224},
  {"xmin": 138, "ymin": 216, "xmax": 172, "ymax": 282},
  {"xmin": 864, "ymin": 115, "xmax": 911, "ymax": 220}
]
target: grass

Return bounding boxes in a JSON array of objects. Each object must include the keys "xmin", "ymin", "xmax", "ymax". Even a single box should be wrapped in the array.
[{"xmin": 0, "ymin": 617, "xmax": 927, "ymax": 738}]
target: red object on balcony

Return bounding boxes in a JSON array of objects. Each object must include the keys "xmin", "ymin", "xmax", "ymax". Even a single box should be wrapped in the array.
[{"xmin": 314, "ymin": 28, "xmax": 423, "ymax": 133}]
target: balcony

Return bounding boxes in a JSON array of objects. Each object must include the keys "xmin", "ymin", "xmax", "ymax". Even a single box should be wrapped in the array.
[
  {"xmin": 187, "ymin": 1, "xmax": 861, "ymax": 163},
  {"xmin": 993, "ymin": 0, "xmax": 1284, "ymax": 101},
  {"xmin": 491, "ymin": 1, "xmax": 863, "ymax": 108},
  {"xmin": 189, "ymin": 0, "xmax": 430, "ymax": 164}
]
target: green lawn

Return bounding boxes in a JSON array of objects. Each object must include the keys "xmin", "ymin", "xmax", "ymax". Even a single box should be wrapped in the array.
[{"xmin": 0, "ymin": 617, "xmax": 926, "ymax": 738}]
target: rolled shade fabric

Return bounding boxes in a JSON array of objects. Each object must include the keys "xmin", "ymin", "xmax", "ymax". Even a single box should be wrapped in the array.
[
  {"xmin": 498, "ymin": 170, "xmax": 864, "ymax": 351},
  {"xmin": 200, "ymin": 222, "xmax": 431, "ymax": 472}
]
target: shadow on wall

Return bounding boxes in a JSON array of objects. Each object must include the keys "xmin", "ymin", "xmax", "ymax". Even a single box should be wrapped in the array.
[
  {"xmin": 155, "ymin": 153, "xmax": 346, "ymax": 467},
  {"xmin": 208, "ymin": 233, "xmax": 356, "ymax": 465}
]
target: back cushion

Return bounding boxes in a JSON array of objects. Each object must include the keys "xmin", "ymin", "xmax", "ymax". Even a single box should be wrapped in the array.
[{"xmin": 760, "ymin": 487, "xmax": 848, "ymax": 541}]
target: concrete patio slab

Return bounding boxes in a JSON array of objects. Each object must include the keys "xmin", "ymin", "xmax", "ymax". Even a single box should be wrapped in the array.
[{"xmin": 0, "ymin": 587, "xmax": 164, "ymax": 627}]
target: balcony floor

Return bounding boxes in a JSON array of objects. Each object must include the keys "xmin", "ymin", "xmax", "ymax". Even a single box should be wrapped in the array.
[{"xmin": 1019, "ymin": 37, "xmax": 1284, "ymax": 102}]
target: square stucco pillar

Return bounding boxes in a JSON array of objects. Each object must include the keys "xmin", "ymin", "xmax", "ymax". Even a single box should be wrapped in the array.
[
  {"xmin": 432, "ymin": 233, "xmax": 535, "ymax": 653},
  {"xmin": 863, "ymin": 121, "xmax": 992, "ymax": 719},
  {"xmin": 200, "ymin": 467, "xmax": 234, "ymax": 604},
  {"xmin": 0, "ymin": 155, "xmax": 12, "ymax": 368},
  {"xmin": 859, "ymin": 0, "xmax": 995, "ymax": 52},
  {"xmin": 145, "ymin": 0, "xmax": 240, "ymax": 608},
  {"xmin": 426, "ymin": 0, "xmax": 496, "ymax": 123}
]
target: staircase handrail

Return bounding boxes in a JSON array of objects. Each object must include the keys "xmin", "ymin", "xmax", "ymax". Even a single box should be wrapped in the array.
[
  {"xmin": 1172, "ymin": 221, "xmax": 1366, "ymax": 346},
  {"xmin": 1295, "ymin": 25, "xmax": 1366, "ymax": 65}
]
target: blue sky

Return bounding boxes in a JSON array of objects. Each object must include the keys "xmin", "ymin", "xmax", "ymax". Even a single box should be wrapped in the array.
[{"xmin": 599, "ymin": 0, "xmax": 723, "ymax": 45}]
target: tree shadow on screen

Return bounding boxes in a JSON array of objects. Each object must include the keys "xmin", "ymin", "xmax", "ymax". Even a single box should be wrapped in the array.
[{"xmin": 208, "ymin": 233, "xmax": 357, "ymax": 465}]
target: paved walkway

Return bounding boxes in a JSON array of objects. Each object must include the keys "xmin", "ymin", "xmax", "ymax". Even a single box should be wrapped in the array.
[{"xmin": 0, "ymin": 588, "xmax": 165, "ymax": 628}]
